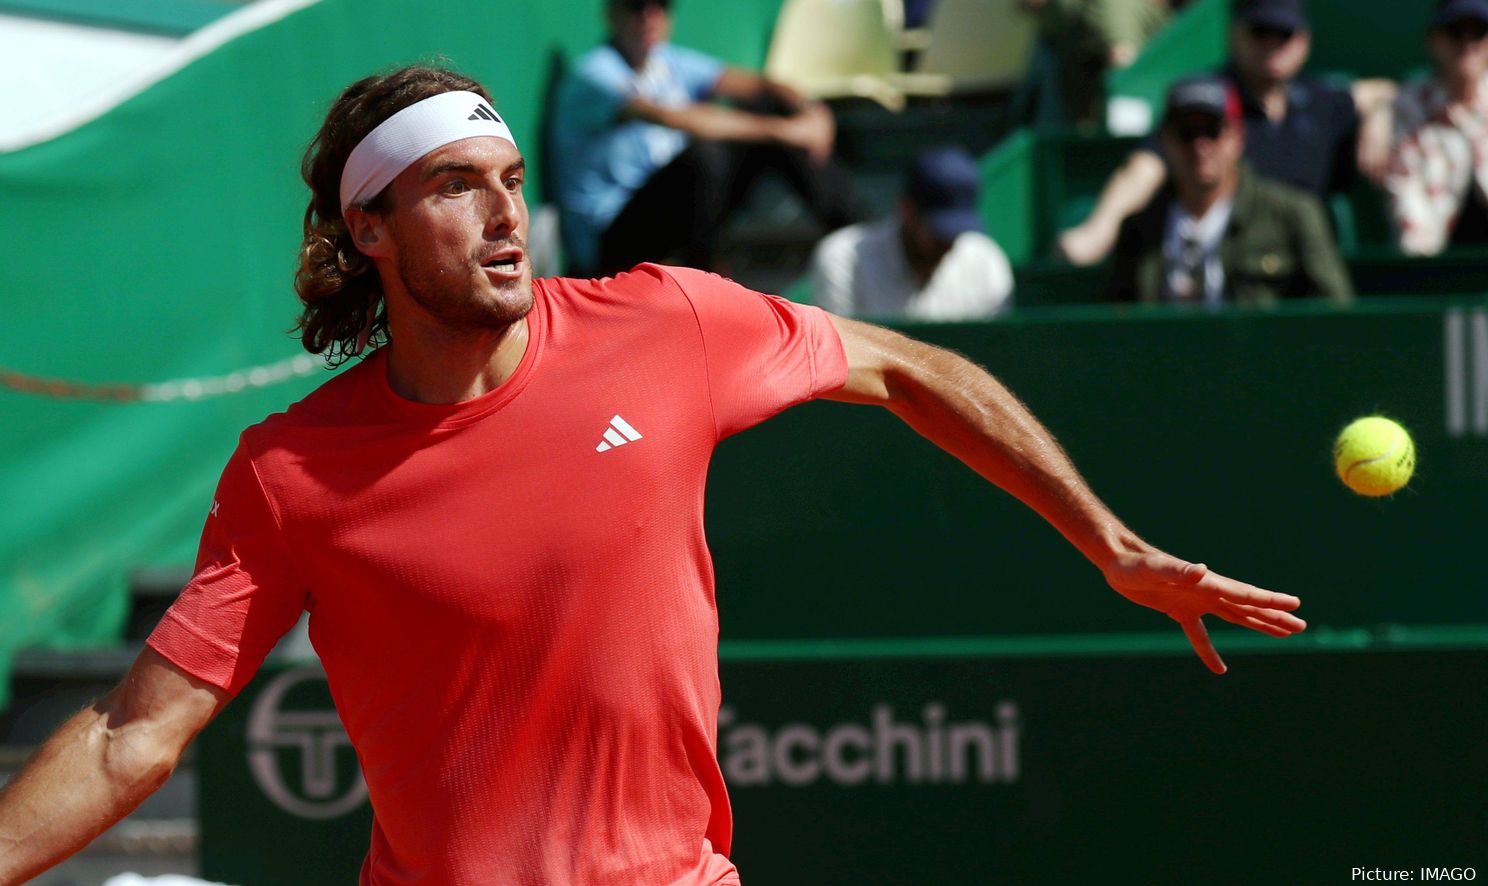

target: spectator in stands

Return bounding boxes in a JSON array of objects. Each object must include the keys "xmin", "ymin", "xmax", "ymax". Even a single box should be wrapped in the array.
[
  {"xmin": 1016, "ymin": 0, "xmax": 1172, "ymax": 129},
  {"xmin": 550, "ymin": 0, "xmax": 864, "ymax": 276},
  {"xmin": 810, "ymin": 147, "xmax": 1014, "ymax": 320},
  {"xmin": 1106, "ymin": 76, "xmax": 1354, "ymax": 304},
  {"xmin": 1384, "ymin": 0, "xmax": 1488, "ymax": 256},
  {"xmin": 1058, "ymin": 0, "xmax": 1396, "ymax": 266}
]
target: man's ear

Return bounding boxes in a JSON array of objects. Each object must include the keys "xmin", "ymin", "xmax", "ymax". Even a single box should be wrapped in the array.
[{"xmin": 344, "ymin": 207, "xmax": 391, "ymax": 259}]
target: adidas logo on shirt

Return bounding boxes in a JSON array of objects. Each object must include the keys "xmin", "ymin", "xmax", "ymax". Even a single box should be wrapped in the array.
[{"xmin": 596, "ymin": 415, "xmax": 642, "ymax": 452}]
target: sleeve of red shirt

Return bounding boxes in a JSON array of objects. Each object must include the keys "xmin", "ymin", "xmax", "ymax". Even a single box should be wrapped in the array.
[
  {"xmin": 145, "ymin": 438, "xmax": 306, "ymax": 697},
  {"xmin": 659, "ymin": 265, "xmax": 848, "ymax": 440}
]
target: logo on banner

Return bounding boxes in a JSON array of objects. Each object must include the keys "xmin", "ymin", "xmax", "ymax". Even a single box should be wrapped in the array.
[
  {"xmin": 246, "ymin": 667, "xmax": 368, "ymax": 820},
  {"xmin": 718, "ymin": 701, "xmax": 1021, "ymax": 788}
]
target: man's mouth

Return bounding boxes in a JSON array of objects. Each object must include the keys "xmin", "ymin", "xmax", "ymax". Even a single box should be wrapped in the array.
[{"xmin": 481, "ymin": 249, "xmax": 524, "ymax": 276}]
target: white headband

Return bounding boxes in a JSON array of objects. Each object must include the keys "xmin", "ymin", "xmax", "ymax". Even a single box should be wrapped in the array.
[{"xmin": 338, "ymin": 90, "xmax": 519, "ymax": 214}]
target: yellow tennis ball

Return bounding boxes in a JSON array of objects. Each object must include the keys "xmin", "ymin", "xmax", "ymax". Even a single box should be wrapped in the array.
[{"xmin": 1334, "ymin": 416, "xmax": 1415, "ymax": 497}]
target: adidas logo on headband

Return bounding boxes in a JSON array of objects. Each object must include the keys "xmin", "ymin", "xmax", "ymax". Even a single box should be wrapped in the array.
[{"xmin": 468, "ymin": 102, "xmax": 502, "ymax": 123}]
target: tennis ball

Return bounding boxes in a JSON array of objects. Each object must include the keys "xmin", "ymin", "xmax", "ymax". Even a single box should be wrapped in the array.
[{"xmin": 1334, "ymin": 416, "xmax": 1415, "ymax": 497}]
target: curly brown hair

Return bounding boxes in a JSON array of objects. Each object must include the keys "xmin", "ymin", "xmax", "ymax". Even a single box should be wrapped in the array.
[{"xmin": 294, "ymin": 66, "xmax": 492, "ymax": 366}]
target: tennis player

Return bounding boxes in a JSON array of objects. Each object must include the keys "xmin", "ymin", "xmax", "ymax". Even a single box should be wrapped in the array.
[{"xmin": 0, "ymin": 66, "xmax": 1305, "ymax": 885}]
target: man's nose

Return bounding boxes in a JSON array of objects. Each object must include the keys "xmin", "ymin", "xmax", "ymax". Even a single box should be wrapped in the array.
[{"xmin": 484, "ymin": 188, "xmax": 518, "ymax": 237}]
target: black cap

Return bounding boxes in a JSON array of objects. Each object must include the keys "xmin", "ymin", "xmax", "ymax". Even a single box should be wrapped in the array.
[
  {"xmin": 905, "ymin": 147, "xmax": 984, "ymax": 241},
  {"xmin": 1163, "ymin": 76, "xmax": 1242, "ymax": 125},
  {"xmin": 1234, "ymin": 0, "xmax": 1308, "ymax": 31},
  {"xmin": 1434, "ymin": 0, "xmax": 1488, "ymax": 28}
]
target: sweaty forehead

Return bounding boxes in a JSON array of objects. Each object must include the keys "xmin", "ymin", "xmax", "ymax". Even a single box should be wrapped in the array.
[{"xmin": 410, "ymin": 136, "xmax": 525, "ymax": 178}]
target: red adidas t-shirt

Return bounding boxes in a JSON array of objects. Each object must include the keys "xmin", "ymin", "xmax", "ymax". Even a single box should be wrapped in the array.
[{"xmin": 147, "ymin": 265, "xmax": 848, "ymax": 885}]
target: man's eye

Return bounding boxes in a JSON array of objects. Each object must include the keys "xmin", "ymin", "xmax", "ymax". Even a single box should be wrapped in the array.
[
  {"xmin": 445, "ymin": 180, "xmax": 469, "ymax": 194},
  {"xmin": 504, "ymin": 176, "xmax": 523, "ymax": 191}
]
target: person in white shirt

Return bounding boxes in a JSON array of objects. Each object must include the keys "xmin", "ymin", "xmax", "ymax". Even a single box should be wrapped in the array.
[{"xmin": 810, "ymin": 147, "xmax": 1014, "ymax": 321}]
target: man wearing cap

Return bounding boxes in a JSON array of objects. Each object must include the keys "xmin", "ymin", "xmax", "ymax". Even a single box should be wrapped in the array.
[
  {"xmin": 551, "ymin": 0, "xmax": 863, "ymax": 276},
  {"xmin": 1385, "ymin": 0, "xmax": 1488, "ymax": 256},
  {"xmin": 0, "ymin": 66, "xmax": 1308, "ymax": 884},
  {"xmin": 809, "ymin": 147, "xmax": 1014, "ymax": 320},
  {"xmin": 1058, "ymin": 0, "xmax": 1396, "ymax": 267},
  {"xmin": 1107, "ymin": 76, "xmax": 1354, "ymax": 304}
]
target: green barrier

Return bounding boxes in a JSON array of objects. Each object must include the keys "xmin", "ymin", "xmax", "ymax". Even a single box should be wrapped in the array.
[
  {"xmin": 199, "ymin": 633, "xmax": 1488, "ymax": 884},
  {"xmin": 978, "ymin": 129, "xmax": 1040, "ymax": 266},
  {"xmin": 1016, "ymin": 248, "xmax": 1488, "ymax": 304}
]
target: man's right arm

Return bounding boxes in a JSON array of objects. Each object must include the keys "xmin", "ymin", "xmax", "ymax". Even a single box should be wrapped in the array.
[
  {"xmin": 1056, "ymin": 149, "xmax": 1167, "ymax": 266},
  {"xmin": 0, "ymin": 647, "xmax": 227, "ymax": 884},
  {"xmin": 621, "ymin": 98, "xmax": 831, "ymax": 161}
]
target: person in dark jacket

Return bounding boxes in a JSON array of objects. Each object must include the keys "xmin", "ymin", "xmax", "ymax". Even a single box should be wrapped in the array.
[{"xmin": 1107, "ymin": 75, "xmax": 1353, "ymax": 305}]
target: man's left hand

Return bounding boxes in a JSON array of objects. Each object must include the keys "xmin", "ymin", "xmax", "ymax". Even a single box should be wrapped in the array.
[{"xmin": 1101, "ymin": 548, "xmax": 1306, "ymax": 674}]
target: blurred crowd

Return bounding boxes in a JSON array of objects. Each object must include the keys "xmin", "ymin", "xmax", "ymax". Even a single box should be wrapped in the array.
[{"xmin": 548, "ymin": 0, "xmax": 1488, "ymax": 318}]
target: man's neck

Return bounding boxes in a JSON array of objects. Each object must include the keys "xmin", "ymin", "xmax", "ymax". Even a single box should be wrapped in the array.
[
  {"xmin": 611, "ymin": 37, "xmax": 650, "ymax": 71},
  {"xmin": 898, "ymin": 225, "xmax": 943, "ymax": 286},
  {"xmin": 384, "ymin": 316, "xmax": 530, "ymax": 405}
]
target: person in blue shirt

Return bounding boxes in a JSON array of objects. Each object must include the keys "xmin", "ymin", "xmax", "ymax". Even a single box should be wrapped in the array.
[{"xmin": 550, "ymin": 0, "xmax": 864, "ymax": 275}]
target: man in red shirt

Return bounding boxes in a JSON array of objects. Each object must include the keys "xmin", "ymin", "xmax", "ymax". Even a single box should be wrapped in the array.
[{"xmin": 0, "ymin": 67, "xmax": 1305, "ymax": 885}]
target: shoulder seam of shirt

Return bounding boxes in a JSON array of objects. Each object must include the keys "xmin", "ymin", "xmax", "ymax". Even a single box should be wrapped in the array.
[
  {"xmin": 658, "ymin": 266, "xmax": 724, "ymax": 444},
  {"xmin": 239, "ymin": 433, "xmax": 308, "ymax": 600}
]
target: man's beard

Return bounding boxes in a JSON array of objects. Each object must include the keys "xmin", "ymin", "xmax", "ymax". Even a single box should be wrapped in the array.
[{"xmin": 396, "ymin": 236, "xmax": 533, "ymax": 331}]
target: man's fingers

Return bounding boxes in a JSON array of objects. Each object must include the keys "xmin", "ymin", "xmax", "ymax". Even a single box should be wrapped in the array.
[
  {"xmin": 1217, "ymin": 600, "xmax": 1307, "ymax": 634},
  {"xmin": 1179, "ymin": 616, "xmax": 1227, "ymax": 675},
  {"xmin": 1196, "ymin": 570, "xmax": 1302, "ymax": 611},
  {"xmin": 1212, "ymin": 607, "xmax": 1293, "ymax": 638}
]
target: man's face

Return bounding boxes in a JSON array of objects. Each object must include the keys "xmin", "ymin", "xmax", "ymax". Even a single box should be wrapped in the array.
[
  {"xmin": 609, "ymin": 0, "xmax": 673, "ymax": 59},
  {"xmin": 1430, "ymin": 17, "xmax": 1488, "ymax": 83},
  {"xmin": 898, "ymin": 200, "xmax": 957, "ymax": 270},
  {"xmin": 1230, "ymin": 21, "xmax": 1311, "ymax": 84},
  {"xmin": 1163, "ymin": 111, "xmax": 1244, "ymax": 194},
  {"xmin": 367, "ymin": 136, "xmax": 533, "ymax": 331}
]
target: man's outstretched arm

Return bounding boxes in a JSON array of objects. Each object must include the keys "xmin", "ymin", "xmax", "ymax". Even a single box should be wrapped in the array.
[
  {"xmin": 0, "ymin": 646, "xmax": 226, "ymax": 884},
  {"xmin": 819, "ymin": 315, "xmax": 1306, "ymax": 673}
]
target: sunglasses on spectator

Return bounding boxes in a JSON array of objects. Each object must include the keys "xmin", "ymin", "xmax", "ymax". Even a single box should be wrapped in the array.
[
  {"xmin": 1248, "ymin": 24, "xmax": 1297, "ymax": 42},
  {"xmin": 1443, "ymin": 19, "xmax": 1488, "ymax": 43},
  {"xmin": 1171, "ymin": 119, "xmax": 1227, "ymax": 142},
  {"xmin": 616, "ymin": 0, "xmax": 670, "ymax": 10}
]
